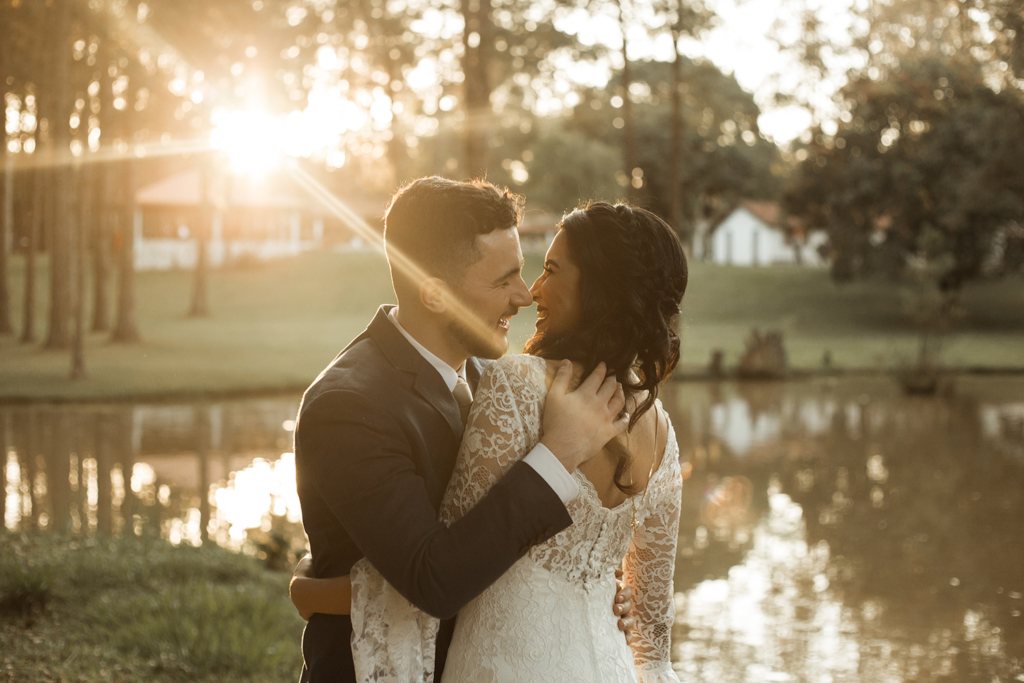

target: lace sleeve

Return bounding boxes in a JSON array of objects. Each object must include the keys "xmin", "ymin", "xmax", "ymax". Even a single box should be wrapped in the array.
[
  {"xmin": 440, "ymin": 356, "xmax": 545, "ymax": 524},
  {"xmin": 624, "ymin": 435, "xmax": 683, "ymax": 683}
]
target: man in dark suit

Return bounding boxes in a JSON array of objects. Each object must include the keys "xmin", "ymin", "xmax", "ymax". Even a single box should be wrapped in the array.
[{"xmin": 294, "ymin": 177, "xmax": 631, "ymax": 683}]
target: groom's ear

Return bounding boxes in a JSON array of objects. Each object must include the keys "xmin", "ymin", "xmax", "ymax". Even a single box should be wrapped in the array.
[{"xmin": 419, "ymin": 278, "xmax": 449, "ymax": 314}]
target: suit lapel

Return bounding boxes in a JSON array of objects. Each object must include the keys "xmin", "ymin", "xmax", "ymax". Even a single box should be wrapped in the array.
[{"xmin": 368, "ymin": 306, "xmax": 463, "ymax": 439}]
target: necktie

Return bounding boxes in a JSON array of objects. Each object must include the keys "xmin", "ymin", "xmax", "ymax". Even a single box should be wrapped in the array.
[{"xmin": 453, "ymin": 376, "xmax": 473, "ymax": 430}]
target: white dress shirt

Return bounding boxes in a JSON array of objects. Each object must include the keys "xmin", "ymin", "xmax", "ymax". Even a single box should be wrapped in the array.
[{"xmin": 388, "ymin": 309, "xmax": 578, "ymax": 504}]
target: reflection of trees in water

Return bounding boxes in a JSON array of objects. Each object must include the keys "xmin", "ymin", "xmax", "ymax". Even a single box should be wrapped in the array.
[
  {"xmin": 774, "ymin": 393, "xmax": 1024, "ymax": 678},
  {"xmin": 672, "ymin": 382, "xmax": 775, "ymax": 594},
  {"xmin": 2, "ymin": 400, "xmax": 302, "ymax": 556},
  {"xmin": 665, "ymin": 379, "xmax": 1024, "ymax": 681}
]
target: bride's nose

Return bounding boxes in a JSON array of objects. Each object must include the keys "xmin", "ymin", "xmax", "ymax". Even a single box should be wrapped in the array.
[{"xmin": 529, "ymin": 275, "xmax": 543, "ymax": 301}]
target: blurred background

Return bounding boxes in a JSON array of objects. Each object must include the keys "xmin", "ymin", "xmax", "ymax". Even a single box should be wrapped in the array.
[{"xmin": 1, "ymin": 0, "xmax": 1023, "ymax": 681}]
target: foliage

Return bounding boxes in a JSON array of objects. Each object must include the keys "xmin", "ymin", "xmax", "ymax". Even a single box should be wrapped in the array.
[
  {"xmin": 783, "ymin": 55, "xmax": 1024, "ymax": 290},
  {"xmin": 512, "ymin": 55, "xmax": 782, "ymax": 224}
]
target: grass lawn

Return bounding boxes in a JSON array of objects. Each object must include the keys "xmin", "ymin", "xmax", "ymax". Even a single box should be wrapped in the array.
[
  {"xmin": 2, "ymin": 250, "xmax": 1023, "ymax": 401},
  {"xmin": 0, "ymin": 532, "xmax": 305, "ymax": 683}
]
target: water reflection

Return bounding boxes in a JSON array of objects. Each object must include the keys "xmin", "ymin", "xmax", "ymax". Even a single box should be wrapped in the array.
[
  {"xmin": 3, "ymin": 377, "xmax": 1023, "ymax": 679},
  {"xmin": 669, "ymin": 378, "xmax": 1024, "ymax": 681},
  {"xmin": 1, "ymin": 400, "xmax": 305, "ymax": 559}
]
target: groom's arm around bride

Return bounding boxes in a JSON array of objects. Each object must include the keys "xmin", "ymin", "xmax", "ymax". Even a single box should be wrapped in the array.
[
  {"xmin": 294, "ymin": 177, "xmax": 629, "ymax": 683},
  {"xmin": 296, "ymin": 317, "xmax": 625, "ymax": 682}
]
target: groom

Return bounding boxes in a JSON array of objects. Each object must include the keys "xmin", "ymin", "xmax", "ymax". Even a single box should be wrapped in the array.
[{"xmin": 294, "ymin": 177, "xmax": 631, "ymax": 683}]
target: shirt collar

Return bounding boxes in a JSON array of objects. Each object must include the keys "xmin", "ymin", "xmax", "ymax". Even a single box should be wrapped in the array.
[{"xmin": 388, "ymin": 308, "xmax": 466, "ymax": 393}]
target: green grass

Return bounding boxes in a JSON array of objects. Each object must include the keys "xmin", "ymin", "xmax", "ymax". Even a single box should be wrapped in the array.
[
  {"xmin": 0, "ymin": 532, "xmax": 305, "ymax": 683},
  {"xmin": 678, "ymin": 263, "xmax": 1024, "ymax": 372},
  {"xmin": 1, "ymin": 251, "xmax": 1023, "ymax": 400}
]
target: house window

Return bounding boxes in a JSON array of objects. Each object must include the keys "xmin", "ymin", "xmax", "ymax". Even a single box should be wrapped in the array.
[{"xmin": 753, "ymin": 231, "xmax": 760, "ymax": 266}]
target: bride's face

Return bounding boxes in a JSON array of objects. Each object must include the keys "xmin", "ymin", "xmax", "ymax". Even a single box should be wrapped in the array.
[{"xmin": 530, "ymin": 231, "xmax": 581, "ymax": 336}]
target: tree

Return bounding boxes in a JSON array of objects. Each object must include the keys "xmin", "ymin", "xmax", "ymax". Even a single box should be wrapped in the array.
[
  {"xmin": 618, "ymin": 0, "xmax": 640, "ymax": 202},
  {"xmin": 44, "ymin": 0, "xmax": 75, "ymax": 350},
  {"xmin": 660, "ymin": 0, "xmax": 716, "ymax": 233},
  {"xmin": 783, "ymin": 58, "xmax": 1024, "ymax": 289},
  {"xmin": 428, "ymin": 0, "xmax": 592, "ymax": 178},
  {"xmin": 109, "ymin": 66, "xmax": 141, "ymax": 345},
  {"xmin": 90, "ymin": 57, "xmax": 115, "ymax": 333},
  {"xmin": 22, "ymin": 144, "xmax": 42, "ymax": 343},
  {"xmin": 0, "ymin": 6, "xmax": 19, "ymax": 336},
  {"xmin": 70, "ymin": 162, "xmax": 88, "ymax": 379},
  {"xmin": 568, "ymin": 56, "xmax": 781, "ymax": 241},
  {"xmin": 0, "ymin": 151, "xmax": 12, "ymax": 336}
]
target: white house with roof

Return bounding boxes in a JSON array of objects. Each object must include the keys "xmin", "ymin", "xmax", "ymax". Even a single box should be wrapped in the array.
[
  {"xmin": 132, "ymin": 168, "xmax": 327, "ymax": 271},
  {"xmin": 696, "ymin": 200, "xmax": 828, "ymax": 267}
]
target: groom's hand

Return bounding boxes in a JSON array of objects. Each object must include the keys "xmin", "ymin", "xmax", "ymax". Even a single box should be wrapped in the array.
[
  {"xmin": 614, "ymin": 567, "xmax": 635, "ymax": 645},
  {"xmin": 290, "ymin": 555, "xmax": 317, "ymax": 620},
  {"xmin": 541, "ymin": 361, "xmax": 628, "ymax": 473}
]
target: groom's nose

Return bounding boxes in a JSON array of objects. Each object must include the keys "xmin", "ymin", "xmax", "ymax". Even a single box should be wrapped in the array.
[{"xmin": 510, "ymin": 275, "xmax": 532, "ymax": 308}]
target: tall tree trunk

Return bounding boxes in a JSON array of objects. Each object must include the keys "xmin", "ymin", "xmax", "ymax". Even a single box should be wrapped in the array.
[
  {"xmin": 669, "ymin": 17, "xmax": 685, "ymax": 239},
  {"xmin": 26, "ymin": 15, "xmax": 53, "ymax": 345},
  {"xmin": 111, "ymin": 79, "xmax": 140, "ymax": 343},
  {"xmin": 189, "ymin": 161, "xmax": 211, "ymax": 318},
  {"xmin": 619, "ymin": 0, "xmax": 640, "ymax": 202},
  {"xmin": 21, "ymin": 162, "xmax": 42, "ymax": 343},
  {"xmin": 0, "ymin": 12, "xmax": 14, "ymax": 335},
  {"xmin": 0, "ymin": 152, "xmax": 13, "ymax": 335},
  {"xmin": 45, "ymin": 0, "xmax": 74, "ymax": 349},
  {"xmin": 91, "ymin": 170, "xmax": 111, "ymax": 331},
  {"xmin": 460, "ymin": 0, "xmax": 493, "ymax": 177},
  {"xmin": 70, "ymin": 162, "xmax": 88, "ymax": 379},
  {"xmin": 385, "ymin": 48, "xmax": 405, "ymax": 185},
  {"xmin": 91, "ymin": 62, "xmax": 113, "ymax": 332}
]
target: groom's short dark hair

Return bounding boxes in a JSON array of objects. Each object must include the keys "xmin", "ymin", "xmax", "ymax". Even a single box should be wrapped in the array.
[{"xmin": 384, "ymin": 177, "xmax": 523, "ymax": 289}]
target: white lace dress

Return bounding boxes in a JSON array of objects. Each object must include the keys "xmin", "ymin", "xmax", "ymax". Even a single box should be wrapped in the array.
[{"xmin": 349, "ymin": 355, "xmax": 683, "ymax": 683}]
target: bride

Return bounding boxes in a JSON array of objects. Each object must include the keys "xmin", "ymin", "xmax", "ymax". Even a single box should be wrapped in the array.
[{"xmin": 293, "ymin": 201, "xmax": 687, "ymax": 683}]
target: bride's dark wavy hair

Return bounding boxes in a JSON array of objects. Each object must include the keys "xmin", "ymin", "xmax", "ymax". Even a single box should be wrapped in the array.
[{"xmin": 524, "ymin": 201, "xmax": 688, "ymax": 494}]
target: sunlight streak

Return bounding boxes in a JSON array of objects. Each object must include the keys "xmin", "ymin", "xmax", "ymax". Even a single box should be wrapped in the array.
[{"xmin": 8, "ymin": 137, "xmax": 213, "ymax": 172}]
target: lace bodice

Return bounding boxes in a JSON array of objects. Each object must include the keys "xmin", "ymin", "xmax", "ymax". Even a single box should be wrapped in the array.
[
  {"xmin": 350, "ymin": 354, "xmax": 682, "ymax": 683},
  {"xmin": 440, "ymin": 355, "xmax": 682, "ymax": 682}
]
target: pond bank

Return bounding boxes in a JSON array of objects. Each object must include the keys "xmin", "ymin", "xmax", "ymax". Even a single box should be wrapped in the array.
[
  {"xmin": 3, "ymin": 366, "xmax": 1024, "ymax": 406},
  {"xmin": 3, "ymin": 252, "xmax": 1022, "ymax": 402}
]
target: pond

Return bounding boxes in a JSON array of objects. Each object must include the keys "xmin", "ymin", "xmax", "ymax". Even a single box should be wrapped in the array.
[{"xmin": 4, "ymin": 375, "xmax": 1024, "ymax": 681}]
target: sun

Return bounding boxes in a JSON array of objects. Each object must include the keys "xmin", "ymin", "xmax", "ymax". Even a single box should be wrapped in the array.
[{"xmin": 209, "ymin": 108, "xmax": 286, "ymax": 177}]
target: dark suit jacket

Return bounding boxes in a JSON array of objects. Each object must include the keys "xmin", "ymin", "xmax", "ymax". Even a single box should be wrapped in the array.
[{"xmin": 295, "ymin": 306, "xmax": 573, "ymax": 683}]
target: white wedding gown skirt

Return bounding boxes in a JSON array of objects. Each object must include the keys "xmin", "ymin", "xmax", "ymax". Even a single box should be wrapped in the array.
[
  {"xmin": 441, "ymin": 560, "xmax": 638, "ymax": 683},
  {"xmin": 350, "ymin": 355, "xmax": 682, "ymax": 683}
]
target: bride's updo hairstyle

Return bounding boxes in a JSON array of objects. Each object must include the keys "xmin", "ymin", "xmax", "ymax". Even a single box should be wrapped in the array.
[{"xmin": 524, "ymin": 202, "xmax": 688, "ymax": 494}]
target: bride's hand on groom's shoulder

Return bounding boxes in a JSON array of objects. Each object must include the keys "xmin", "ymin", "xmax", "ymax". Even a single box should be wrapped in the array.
[
  {"xmin": 541, "ymin": 361, "xmax": 629, "ymax": 473},
  {"xmin": 614, "ymin": 567, "xmax": 635, "ymax": 645}
]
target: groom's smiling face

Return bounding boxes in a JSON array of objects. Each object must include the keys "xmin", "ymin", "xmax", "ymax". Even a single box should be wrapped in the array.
[{"xmin": 444, "ymin": 227, "xmax": 533, "ymax": 360}]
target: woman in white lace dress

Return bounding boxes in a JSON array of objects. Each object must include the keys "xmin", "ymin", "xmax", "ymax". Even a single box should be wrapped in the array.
[{"xmin": 296, "ymin": 202, "xmax": 688, "ymax": 683}]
